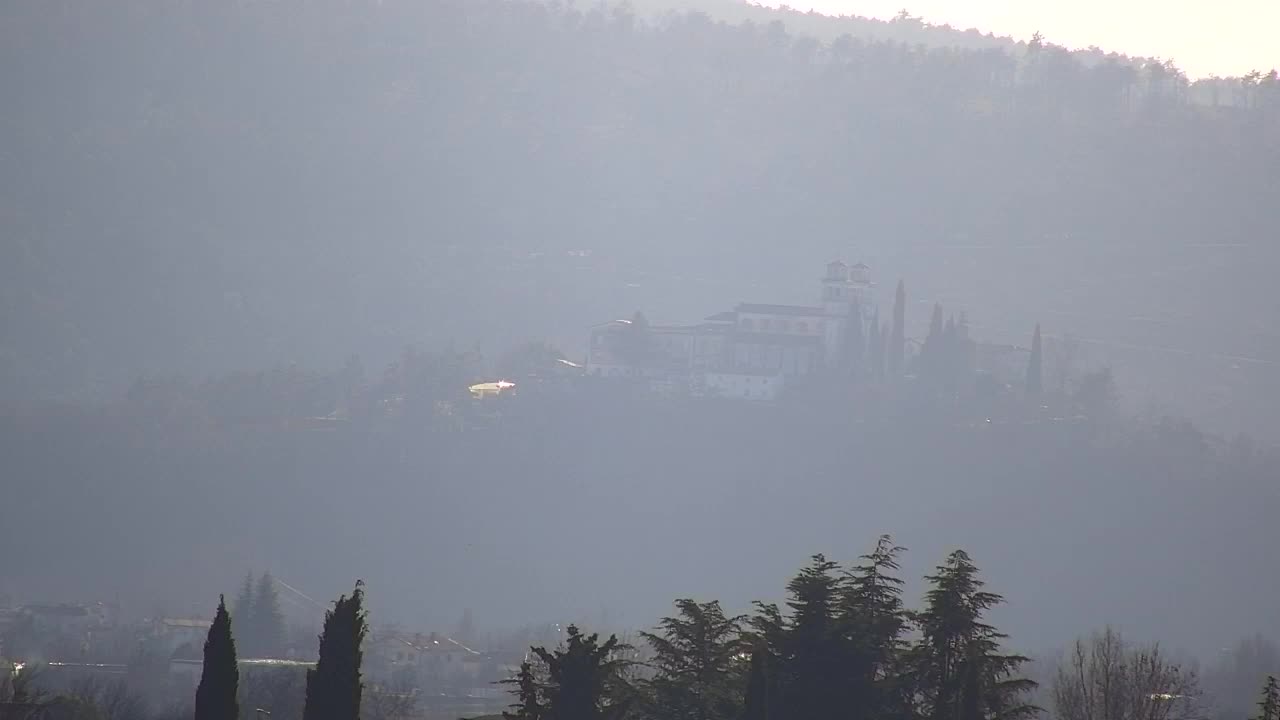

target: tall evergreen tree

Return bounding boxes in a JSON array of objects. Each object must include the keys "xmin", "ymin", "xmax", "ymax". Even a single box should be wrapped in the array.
[
  {"xmin": 641, "ymin": 599, "xmax": 746, "ymax": 720},
  {"xmin": 880, "ymin": 322, "xmax": 891, "ymax": 382},
  {"xmin": 1256, "ymin": 677, "xmax": 1280, "ymax": 720},
  {"xmin": 890, "ymin": 280, "xmax": 906, "ymax": 379},
  {"xmin": 926, "ymin": 304, "xmax": 944, "ymax": 348},
  {"xmin": 195, "ymin": 596, "xmax": 239, "ymax": 720},
  {"xmin": 942, "ymin": 315, "xmax": 963, "ymax": 390},
  {"xmin": 916, "ymin": 551, "xmax": 1037, "ymax": 720},
  {"xmin": 842, "ymin": 536, "xmax": 909, "ymax": 668},
  {"xmin": 533, "ymin": 625, "xmax": 629, "ymax": 720},
  {"xmin": 303, "ymin": 582, "xmax": 368, "ymax": 720},
  {"xmin": 1026, "ymin": 325, "xmax": 1043, "ymax": 397},
  {"xmin": 252, "ymin": 573, "xmax": 286, "ymax": 658},
  {"xmin": 503, "ymin": 662, "xmax": 545, "ymax": 720},
  {"xmin": 840, "ymin": 536, "xmax": 912, "ymax": 720},
  {"xmin": 781, "ymin": 555, "xmax": 846, "ymax": 720}
]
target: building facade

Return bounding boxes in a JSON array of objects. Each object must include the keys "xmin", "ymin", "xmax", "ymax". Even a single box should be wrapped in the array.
[{"xmin": 586, "ymin": 261, "xmax": 875, "ymax": 400}]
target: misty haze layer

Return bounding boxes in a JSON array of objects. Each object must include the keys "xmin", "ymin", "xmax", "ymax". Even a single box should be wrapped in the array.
[{"xmin": 2, "ymin": 0, "xmax": 1278, "ymax": 436}]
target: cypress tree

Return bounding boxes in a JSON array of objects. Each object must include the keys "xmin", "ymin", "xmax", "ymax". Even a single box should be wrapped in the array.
[
  {"xmin": 195, "ymin": 596, "xmax": 239, "ymax": 720},
  {"xmin": 303, "ymin": 581, "xmax": 368, "ymax": 720},
  {"xmin": 889, "ymin": 280, "xmax": 906, "ymax": 378},
  {"xmin": 253, "ymin": 573, "xmax": 286, "ymax": 658},
  {"xmin": 880, "ymin": 322, "xmax": 891, "ymax": 382},
  {"xmin": 943, "ymin": 315, "xmax": 961, "ymax": 390},
  {"xmin": 1256, "ymin": 676, "xmax": 1280, "ymax": 720},
  {"xmin": 1026, "ymin": 325, "xmax": 1043, "ymax": 397},
  {"xmin": 867, "ymin": 311, "xmax": 883, "ymax": 381},
  {"xmin": 927, "ymin": 304, "xmax": 944, "ymax": 347}
]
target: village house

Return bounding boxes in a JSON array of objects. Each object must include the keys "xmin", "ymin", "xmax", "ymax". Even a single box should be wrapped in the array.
[
  {"xmin": 365, "ymin": 631, "xmax": 485, "ymax": 691},
  {"xmin": 152, "ymin": 617, "xmax": 212, "ymax": 656}
]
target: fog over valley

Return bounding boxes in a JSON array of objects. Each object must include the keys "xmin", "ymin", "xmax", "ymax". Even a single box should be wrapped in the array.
[{"xmin": 2, "ymin": 2, "xmax": 1279, "ymax": 720}]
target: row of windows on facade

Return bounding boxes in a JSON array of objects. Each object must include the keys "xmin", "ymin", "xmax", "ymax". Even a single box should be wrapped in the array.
[
  {"xmin": 734, "ymin": 345, "xmax": 814, "ymax": 374},
  {"xmin": 739, "ymin": 317, "xmax": 824, "ymax": 334}
]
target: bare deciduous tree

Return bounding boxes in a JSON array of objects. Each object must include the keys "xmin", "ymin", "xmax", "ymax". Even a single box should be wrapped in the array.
[
  {"xmin": 361, "ymin": 682, "xmax": 419, "ymax": 720},
  {"xmin": 67, "ymin": 676, "xmax": 146, "ymax": 720},
  {"xmin": 1053, "ymin": 627, "xmax": 1201, "ymax": 720}
]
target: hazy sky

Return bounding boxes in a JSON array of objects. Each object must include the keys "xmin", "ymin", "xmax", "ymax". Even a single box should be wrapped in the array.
[{"xmin": 762, "ymin": 0, "xmax": 1278, "ymax": 78}]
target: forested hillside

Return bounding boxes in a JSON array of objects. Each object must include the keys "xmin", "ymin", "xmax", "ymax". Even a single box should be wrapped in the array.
[{"xmin": 2, "ymin": 0, "xmax": 1279, "ymax": 433}]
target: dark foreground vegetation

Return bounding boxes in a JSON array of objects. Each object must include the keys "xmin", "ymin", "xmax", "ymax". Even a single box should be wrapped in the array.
[{"xmin": 7, "ymin": 545, "xmax": 1280, "ymax": 720}]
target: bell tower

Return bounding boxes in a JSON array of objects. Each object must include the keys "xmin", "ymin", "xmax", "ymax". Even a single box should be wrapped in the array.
[{"xmin": 821, "ymin": 260, "xmax": 853, "ymax": 317}]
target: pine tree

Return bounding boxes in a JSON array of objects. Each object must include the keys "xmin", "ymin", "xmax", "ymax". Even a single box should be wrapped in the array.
[
  {"xmin": 916, "ymin": 551, "xmax": 1037, "ymax": 720},
  {"xmin": 503, "ymin": 662, "xmax": 545, "ymax": 720},
  {"xmin": 840, "ymin": 536, "xmax": 911, "ymax": 720},
  {"xmin": 1256, "ymin": 676, "xmax": 1280, "ymax": 720},
  {"xmin": 782, "ymin": 555, "xmax": 846, "ymax": 720},
  {"xmin": 303, "ymin": 582, "xmax": 368, "ymax": 720},
  {"xmin": 890, "ymin": 280, "xmax": 906, "ymax": 379},
  {"xmin": 195, "ymin": 596, "xmax": 239, "ymax": 720},
  {"xmin": 253, "ymin": 573, "xmax": 286, "ymax": 658},
  {"xmin": 942, "ymin": 315, "xmax": 961, "ymax": 390},
  {"xmin": 641, "ymin": 599, "xmax": 746, "ymax": 720},
  {"xmin": 232, "ymin": 573, "xmax": 256, "ymax": 656},
  {"xmin": 1026, "ymin": 325, "xmax": 1043, "ymax": 398},
  {"xmin": 533, "ymin": 625, "xmax": 629, "ymax": 720},
  {"xmin": 842, "ymin": 536, "xmax": 909, "ymax": 667}
]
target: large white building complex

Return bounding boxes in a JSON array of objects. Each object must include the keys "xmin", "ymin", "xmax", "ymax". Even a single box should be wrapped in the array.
[{"xmin": 586, "ymin": 261, "xmax": 876, "ymax": 400}]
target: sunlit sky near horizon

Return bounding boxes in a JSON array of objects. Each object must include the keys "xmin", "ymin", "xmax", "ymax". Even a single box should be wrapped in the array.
[{"xmin": 759, "ymin": 0, "xmax": 1278, "ymax": 79}]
